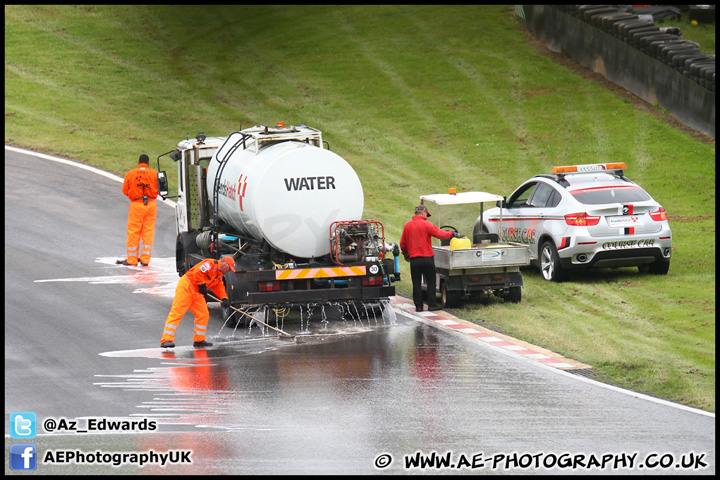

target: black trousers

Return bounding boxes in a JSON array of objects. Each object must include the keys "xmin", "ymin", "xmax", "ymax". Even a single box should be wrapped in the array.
[{"xmin": 410, "ymin": 256, "xmax": 439, "ymax": 309}]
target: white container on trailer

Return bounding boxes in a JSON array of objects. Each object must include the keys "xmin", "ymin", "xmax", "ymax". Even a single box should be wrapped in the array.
[{"xmin": 206, "ymin": 125, "xmax": 364, "ymax": 259}]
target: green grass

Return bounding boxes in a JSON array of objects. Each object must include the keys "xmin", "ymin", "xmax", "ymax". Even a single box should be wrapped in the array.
[{"xmin": 5, "ymin": 5, "xmax": 715, "ymax": 412}]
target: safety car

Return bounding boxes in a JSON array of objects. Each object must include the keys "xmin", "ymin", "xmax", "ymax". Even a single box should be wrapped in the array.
[{"xmin": 475, "ymin": 163, "xmax": 672, "ymax": 281}]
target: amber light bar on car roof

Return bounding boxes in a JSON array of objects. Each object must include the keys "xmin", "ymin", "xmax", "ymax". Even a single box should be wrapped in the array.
[{"xmin": 552, "ymin": 162, "xmax": 627, "ymax": 174}]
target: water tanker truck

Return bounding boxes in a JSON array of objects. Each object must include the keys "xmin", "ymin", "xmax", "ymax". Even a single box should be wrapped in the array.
[{"xmin": 157, "ymin": 123, "xmax": 400, "ymax": 317}]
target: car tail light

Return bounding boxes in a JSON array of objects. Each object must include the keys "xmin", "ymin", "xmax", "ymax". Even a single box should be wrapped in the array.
[
  {"xmin": 649, "ymin": 207, "xmax": 668, "ymax": 222},
  {"xmin": 564, "ymin": 212, "xmax": 600, "ymax": 226},
  {"xmin": 258, "ymin": 281, "xmax": 280, "ymax": 292}
]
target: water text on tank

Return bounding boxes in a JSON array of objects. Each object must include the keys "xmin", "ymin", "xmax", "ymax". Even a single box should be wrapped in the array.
[{"xmin": 284, "ymin": 176, "xmax": 336, "ymax": 191}]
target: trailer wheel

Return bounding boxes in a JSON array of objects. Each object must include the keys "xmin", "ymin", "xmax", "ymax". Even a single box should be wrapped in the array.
[
  {"xmin": 441, "ymin": 281, "xmax": 461, "ymax": 308},
  {"xmin": 505, "ymin": 286, "xmax": 522, "ymax": 303}
]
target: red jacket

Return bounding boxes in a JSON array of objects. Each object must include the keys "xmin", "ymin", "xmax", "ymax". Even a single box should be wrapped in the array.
[{"xmin": 400, "ymin": 215, "xmax": 455, "ymax": 259}]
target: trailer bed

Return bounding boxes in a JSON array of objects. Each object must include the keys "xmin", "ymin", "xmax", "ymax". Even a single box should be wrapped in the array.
[{"xmin": 433, "ymin": 242, "xmax": 529, "ymax": 270}]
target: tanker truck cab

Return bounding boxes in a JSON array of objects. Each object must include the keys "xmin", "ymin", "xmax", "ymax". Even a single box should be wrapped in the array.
[
  {"xmin": 163, "ymin": 133, "xmax": 225, "ymax": 237},
  {"xmin": 158, "ymin": 124, "xmax": 401, "ymax": 315}
]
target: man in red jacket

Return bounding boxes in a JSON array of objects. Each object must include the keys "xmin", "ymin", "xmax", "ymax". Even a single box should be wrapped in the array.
[
  {"xmin": 160, "ymin": 256, "xmax": 235, "ymax": 348},
  {"xmin": 400, "ymin": 204, "xmax": 460, "ymax": 311}
]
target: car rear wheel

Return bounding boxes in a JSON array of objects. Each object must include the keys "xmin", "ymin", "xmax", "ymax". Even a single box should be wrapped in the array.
[
  {"xmin": 540, "ymin": 240, "xmax": 565, "ymax": 282},
  {"xmin": 638, "ymin": 260, "xmax": 670, "ymax": 275}
]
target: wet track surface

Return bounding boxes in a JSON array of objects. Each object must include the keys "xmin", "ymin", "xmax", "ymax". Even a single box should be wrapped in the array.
[{"xmin": 4, "ymin": 147, "xmax": 715, "ymax": 475}]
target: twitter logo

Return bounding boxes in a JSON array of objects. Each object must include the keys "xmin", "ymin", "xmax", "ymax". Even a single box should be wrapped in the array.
[{"xmin": 10, "ymin": 412, "xmax": 37, "ymax": 439}]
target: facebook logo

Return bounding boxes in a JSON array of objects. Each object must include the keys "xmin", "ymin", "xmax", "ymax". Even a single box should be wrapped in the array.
[
  {"xmin": 10, "ymin": 444, "xmax": 37, "ymax": 470},
  {"xmin": 10, "ymin": 411, "xmax": 36, "ymax": 438}
]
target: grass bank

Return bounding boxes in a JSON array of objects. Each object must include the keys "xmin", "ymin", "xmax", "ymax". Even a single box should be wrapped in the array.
[{"xmin": 5, "ymin": 5, "xmax": 715, "ymax": 412}]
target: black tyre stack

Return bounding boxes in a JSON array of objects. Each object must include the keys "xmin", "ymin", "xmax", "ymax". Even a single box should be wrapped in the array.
[{"xmin": 553, "ymin": 5, "xmax": 714, "ymax": 93}]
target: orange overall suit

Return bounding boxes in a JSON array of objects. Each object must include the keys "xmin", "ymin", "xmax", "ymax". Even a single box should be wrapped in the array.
[
  {"xmin": 122, "ymin": 158, "xmax": 158, "ymax": 266},
  {"xmin": 161, "ymin": 257, "xmax": 234, "ymax": 346}
]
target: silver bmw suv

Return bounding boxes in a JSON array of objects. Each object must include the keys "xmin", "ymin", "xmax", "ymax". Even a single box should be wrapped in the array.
[{"xmin": 477, "ymin": 163, "xmax": 672, "ymax": 281}]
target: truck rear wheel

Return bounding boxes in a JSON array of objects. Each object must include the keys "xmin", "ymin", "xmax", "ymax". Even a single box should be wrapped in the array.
[
  {"xmin": 221, "ymin": 271, "xmax": 251, "ymax": 327},
  {"xmin": 223, "ymin": 269, "xmax": 248, "ymax": 308}
]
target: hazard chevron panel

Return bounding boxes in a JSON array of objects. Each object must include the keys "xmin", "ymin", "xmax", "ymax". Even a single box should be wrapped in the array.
[{"xmin": 275, "ymin": 266, "xmax": 366, "ymax": 280}]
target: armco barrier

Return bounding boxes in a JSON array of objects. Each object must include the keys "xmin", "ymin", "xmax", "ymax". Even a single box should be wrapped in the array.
[{"xmin": 517, "ymin": 5, "xmax": 715, "ymax": 138}]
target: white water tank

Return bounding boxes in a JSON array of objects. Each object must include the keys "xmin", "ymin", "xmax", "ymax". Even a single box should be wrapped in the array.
[{"xmin": 207, "ymin": 132, "xmax": 364, "ymax": 259}]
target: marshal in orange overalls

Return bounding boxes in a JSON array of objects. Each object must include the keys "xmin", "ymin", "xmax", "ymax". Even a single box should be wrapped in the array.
[
  {"xmin": 161, "ymin": 257, "xmax": 234, "ymax": 346},
  {"xmin": 121, "ymin": 156, "xmax": 158, "ymax": 266}
]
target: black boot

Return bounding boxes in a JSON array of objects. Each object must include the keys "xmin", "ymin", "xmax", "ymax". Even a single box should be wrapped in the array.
[{"xmin": 193, "ymin": 340, "xmax": 213, "ymax": 348}]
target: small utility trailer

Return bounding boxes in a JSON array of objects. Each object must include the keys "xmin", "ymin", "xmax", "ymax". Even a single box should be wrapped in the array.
[{"xmin": 420, "ymin": 191, "xmax": 530, "ymax": 307}]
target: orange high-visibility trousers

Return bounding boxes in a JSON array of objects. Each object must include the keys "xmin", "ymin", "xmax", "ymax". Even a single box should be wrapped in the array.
[
  {"xmin": 161, "ymin": 275, "xmax": 210, "ymax": 344},
  {"xmin": 126, "ymin": 199, "xmax": 156, "ymax": 265}
]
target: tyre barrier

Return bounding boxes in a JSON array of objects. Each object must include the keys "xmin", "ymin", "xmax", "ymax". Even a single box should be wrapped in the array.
[
  {"xmin": 517, "ymin": 5, "xmax": 715, "ymax": 138},
  {"xmin": 554, "ymin": 5, "xmax": 714, "ymax": 93}
]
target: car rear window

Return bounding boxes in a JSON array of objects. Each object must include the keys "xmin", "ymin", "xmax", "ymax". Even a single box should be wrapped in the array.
[{"xmin": 569, "ymin": 185, "xmax": 651, "ymax": 205}]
